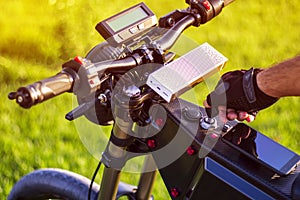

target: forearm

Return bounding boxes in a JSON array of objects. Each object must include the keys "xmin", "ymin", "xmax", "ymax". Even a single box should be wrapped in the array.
[{"xmin": 256, "ymin": 55, "xmax": 300, "ymax": 98}]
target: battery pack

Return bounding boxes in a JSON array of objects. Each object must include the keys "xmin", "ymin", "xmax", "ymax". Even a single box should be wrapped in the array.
[{"xmin": 146, "ymin": 43, "xmax": 228, "ymax": 102}]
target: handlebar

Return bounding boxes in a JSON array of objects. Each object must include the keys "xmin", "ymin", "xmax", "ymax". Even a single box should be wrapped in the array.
[
  {"xmin": 157, "ymin": 15, "xmax": 195, "ymax": 50},
  {"xmin": 8, "ymin": 0, "xmax": 234, "ymax": 109},
  {"xmin": 8, "ymin": 69, "xmax": 76, "ymax": 108}
]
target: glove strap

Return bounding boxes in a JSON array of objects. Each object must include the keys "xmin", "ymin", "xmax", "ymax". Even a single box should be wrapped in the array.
[{"xmin": 243, "ymin": 68, "xmax": 256, "ymax": 103}]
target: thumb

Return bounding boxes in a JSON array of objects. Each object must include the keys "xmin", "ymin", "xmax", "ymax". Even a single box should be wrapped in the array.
[{"xmin": 203, "ymin": 100, "xmax": 211, "ymax": 108}]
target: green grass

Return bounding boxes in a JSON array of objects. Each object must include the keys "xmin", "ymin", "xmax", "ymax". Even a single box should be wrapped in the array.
[{"xmin": 1, "ymin": 0, "xmax": 299, "ymax": 199}]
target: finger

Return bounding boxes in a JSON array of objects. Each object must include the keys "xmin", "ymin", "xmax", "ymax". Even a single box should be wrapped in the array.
[
  {"xmin": 237, "ymin": 111, "xmax": 256, "ymax": 122},
  {"xmin": 237, "ymin": 111, "xmax": 249, "ymax": 121},
  {"xmin": 245, "ymin": 114, "xmax": 256, "ymax": 122},
  {"xmin": 217, "ymin": 105, "xmax": 226, "ymax": 112},
  {"xmin": 227, "ymin": 109, "xmax": 237, "ymax": 120},
  {"xmin": 217, "ymin": 106, "xmax": 227, "ymax": 123},
  {"xmin": 227, "ymin": 112, "xmax": 237, "ymax": 120},
  {"xmin": 203, "ymin": 100, "xmax": 211, "ymax": 108}
]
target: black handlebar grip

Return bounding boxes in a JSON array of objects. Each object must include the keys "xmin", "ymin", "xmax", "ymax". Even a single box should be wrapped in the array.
[{"xmin": 8, "ymin": 69, "xmax": 75, "ymax": 108}]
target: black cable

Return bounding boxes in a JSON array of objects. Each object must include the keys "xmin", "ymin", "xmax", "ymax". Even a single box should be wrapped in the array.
[{"xmin": 88, "ymin": 160, "xmax": 102, "ymax": 200}]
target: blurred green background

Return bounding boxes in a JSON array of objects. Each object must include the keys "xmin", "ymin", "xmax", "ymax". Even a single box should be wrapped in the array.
[{"xmin": 1, "ymin": 0, "xmax": 299, "ymax": 199}]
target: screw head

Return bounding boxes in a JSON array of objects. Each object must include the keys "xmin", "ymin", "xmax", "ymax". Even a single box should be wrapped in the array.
[
  {"xmin": 147, "ymin": 139, "xmax": 156, "ymax": 149},
  {"xmin": 187, "ymin": 146, "xmax": 196, "ymax": 156},
  {"xmin": 170, "ymin": 187, "xmax": 180, "ymax": 198}
]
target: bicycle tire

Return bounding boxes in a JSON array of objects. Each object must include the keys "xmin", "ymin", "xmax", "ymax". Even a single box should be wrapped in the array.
[{"xmin": 8, "ymin": 168, "xmax": 99, "ymax": 200}]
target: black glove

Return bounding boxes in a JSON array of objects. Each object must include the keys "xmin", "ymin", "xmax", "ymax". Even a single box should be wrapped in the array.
[{"xmin": 206, "ymin": 68, "xmax": 279, "ymax": 113}]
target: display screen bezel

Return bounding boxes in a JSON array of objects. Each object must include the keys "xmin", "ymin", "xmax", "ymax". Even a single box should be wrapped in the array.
[{"xmin": 96, "ymin": 2, "xmax": 156, "ymax": 41}]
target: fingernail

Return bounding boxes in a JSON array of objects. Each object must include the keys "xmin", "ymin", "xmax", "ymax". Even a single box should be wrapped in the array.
[
  {"xmin": 227, "ymin": 112, "xmax": 237, "ymax": 120},
  {"xmin": 246, "ymin": 115, "xmax": 255, "ymax": 122},
  {"xmin": 239, "ymin": 112, "xmax": 247, "ymax": 119}
]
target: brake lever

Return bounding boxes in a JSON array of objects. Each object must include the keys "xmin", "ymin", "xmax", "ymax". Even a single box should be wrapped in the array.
[{"xmin": 65, "ymin": 99, "xmax": 96, "ymax": 121}]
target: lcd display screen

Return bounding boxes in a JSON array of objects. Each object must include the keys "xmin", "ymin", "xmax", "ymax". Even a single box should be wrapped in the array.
[{"xmin": 106, "ymin": 7, "xmax": 148, "ymax": 32}]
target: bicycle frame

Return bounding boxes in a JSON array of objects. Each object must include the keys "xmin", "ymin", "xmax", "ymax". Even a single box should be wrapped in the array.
[{"xmin": 96, "ymin": 95, "xmax": 300, "ymax": 199}]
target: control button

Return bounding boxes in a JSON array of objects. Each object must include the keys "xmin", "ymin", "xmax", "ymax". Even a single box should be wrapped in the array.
[
  {"xmin": 202, "ymin": 0, "xmax": 211, "ymax": 10},
  {"xmin": 74, "ymin": 56, "xmax": 84, "ymax": 65},
  {"xmin": 138, "ymin": 23, "xmax": 145, "ymax": 30},
  {"xmin": 129, "ymin": 27, "xmax": 138, "ymax": 34},
  {"xmin": 203, "ymin": 117, "xmax": 215, "ymax": 124},
  {"xmin": 200, "ymin": 117, "xmax": 215, "ymax": 130}
]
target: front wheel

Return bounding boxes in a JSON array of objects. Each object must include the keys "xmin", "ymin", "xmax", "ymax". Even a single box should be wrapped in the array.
[{"xmin": 8, "ymin": 168, "xmax": 99, "ymax": 200}]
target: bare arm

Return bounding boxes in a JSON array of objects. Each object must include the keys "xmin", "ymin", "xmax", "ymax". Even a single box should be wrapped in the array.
[
  {"xmin": 204, "ymin": 55, "xmax": 300, "ymax": 122},
  {"xmin": 257, "ymin": 55, "xmax": 300, "ymax": 98}
]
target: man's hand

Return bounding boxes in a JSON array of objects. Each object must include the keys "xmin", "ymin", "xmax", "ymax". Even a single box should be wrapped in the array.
[
  {"xmin": 203, "ymin": 101, "xmax": 256, "ymax": 122},
  {"xmin": 204, "ymin": 68, "xmax": 278, "ymax": 122}
]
